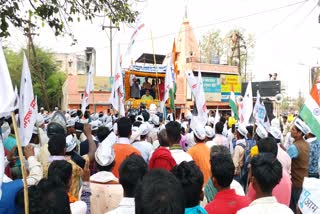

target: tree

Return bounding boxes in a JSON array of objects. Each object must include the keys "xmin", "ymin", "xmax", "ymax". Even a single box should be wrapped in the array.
[
  {"xmin": 0, "ymin": 0, "xmax": 139, "ymax": 38},
  {"xmin": 4, "ymin": 47, "xmax": 66, "ymax": 110},
  {"xmin": 199, "ymin": 28, "xmax": 255, "ymax": 80}
]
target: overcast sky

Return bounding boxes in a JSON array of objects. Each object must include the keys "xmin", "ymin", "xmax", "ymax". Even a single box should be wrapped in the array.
[{"xmin": 4, "ymin": 0, "xmax": 320, "ymax": 98}]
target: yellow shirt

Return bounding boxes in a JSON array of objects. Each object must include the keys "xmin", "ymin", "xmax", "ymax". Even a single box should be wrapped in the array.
[{"xmin": 141, "ymin": 95, "xmax": 154, "ymax": 100}]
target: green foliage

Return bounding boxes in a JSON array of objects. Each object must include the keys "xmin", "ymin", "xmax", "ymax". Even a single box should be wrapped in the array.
[
  {"xmin": 4, "ymin": 47, "xmax": 66, "ymax": 110},
  {"xmin": 0, "ymin": 0, "xmax": 139, "ymax": 38},
  {"xmin": 199, "ymin": 28, "xmax": 255, "ymax": 78}
]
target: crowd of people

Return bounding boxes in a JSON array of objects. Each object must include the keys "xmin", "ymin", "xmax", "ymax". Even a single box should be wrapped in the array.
[{"xmin": 0, "ymin": 105, "xmax": 319, "ymax": 214}]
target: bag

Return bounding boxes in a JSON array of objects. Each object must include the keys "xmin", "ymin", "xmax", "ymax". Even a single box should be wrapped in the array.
[{"xmin": 298, "ymin": 177, "xmax": 320, "ymax": 214}]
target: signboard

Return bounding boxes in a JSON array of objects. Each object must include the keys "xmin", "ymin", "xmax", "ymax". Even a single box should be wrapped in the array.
[
  {"xmin": 130, "ymin": 65, "xmax": 167, "ymax": 73},
  {"xmin": 220, "ymin": 75, "xmax": 241, "ymax": 102},
  {"xmin": 78, "ymin": 76, "xmax": 114, "ymax": 92},
  {"xmin": 202, "ymin": 77, "xmax": 221, "ymax": 101}
]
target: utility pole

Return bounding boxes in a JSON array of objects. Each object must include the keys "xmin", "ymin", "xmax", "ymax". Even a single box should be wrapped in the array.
[
  {"xmin": 24, "ymin": 18, "xmax": 51, "ymax": 111},
  {"xmin": 102, "ymin": 20, "xmax": 119, "ymax": 76}
]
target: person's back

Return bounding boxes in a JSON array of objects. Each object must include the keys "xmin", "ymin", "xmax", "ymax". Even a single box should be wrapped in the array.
[
  {"xmin": 149, "ymin": 129, "xmax": 177, "ymax": 171},
  {"xmin": 247, "ymin": 137, "xmax": 292, "ymax": 206},
  {"xmin": 112, "ymin": 118, "xmax": 142, "ymax": 178},
  {"xmin": 90, "ymin": 136, "xmax": 123, "ymax": 213},
  {"xmin": 237, "ymin": 153, "xmax": 293, "ymax": 214},
  {"xmin": 135, "ymin": 169, "xmax": 185, "ymax": 214},
  {"xmin": 305, "ymin": 132, "xmax": 320, "ymax": 178},
  {"xmin": 205, "ymin": 153, "xmax": 250, "ymax": 214},
  {"xmin": 107, "ymin": 154, "xmax": 148, "ymax": 214},
  {"xmin": 172, "ymin": 161, "xmax": 208, "ymax": 214}
]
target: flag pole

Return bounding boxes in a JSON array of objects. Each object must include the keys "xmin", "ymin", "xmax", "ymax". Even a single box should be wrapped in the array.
[
  {"xmin": 10, "ymin": 112, "xmax": 29, "ymax": 214},
  {"xmin": 150, "ymin": 31, "xmax": 161, "ymax": 102}
]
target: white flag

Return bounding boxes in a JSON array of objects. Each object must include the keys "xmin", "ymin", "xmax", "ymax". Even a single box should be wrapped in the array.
[
  {"xmin": 125, "ymin": 22, "xmax": 145, "ymax": 56},
  {"xmin": 162, "ymin": 58, "xmax": 174, "ymax": 104},
  {"xmin": 214, "ymin": 107, "xmax": 220, "ymax": 126},
  {"xmin": 19, "ymin": 53, "xmax": 38, "ymax": 146},
  {"xmin": 0, "ymin": 43, "xmax": 16, "ymax": 117},
  {"xmin": 253, "ymin": 90, "xmax": 266, "ymax": 125},
  {"xmin": 109, "ymin": 45, "xmax": 125, "ymax": 117},
  {"xmin": 81, "ymin": 58, "xmax": 94, "ymax": 115},
  {"xmin": 190, "ymin": 71, "xmax": 208, "ymax": 129},
  {"xmin": 185, "ymin": 70, "xmax": 198, "ymax": 96},
  {"xmin": 239, "ymin": 81, "xmax": 253, "ymax": 125}
]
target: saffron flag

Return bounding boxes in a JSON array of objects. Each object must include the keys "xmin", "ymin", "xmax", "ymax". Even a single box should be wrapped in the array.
[
  {"xmin": 300, "ymin": 94, "xmax": 320, "ymax": 139},
  {"xmin": 0, "ymin": 42, "xmax": 16, "ymax": 117},
  {"xmin": 310, "ymin": 82, "xmax": 320, "ymax": 106},
  {"xmin": 229, "ymin": 90, "xmax": 239, "ymax": 120},
  {"xmin": 239, "ymin": 81, "xmax": 253, "ymax": 125},
  {"xmin": 19, "ymin": 53, "xmax": 38, "ymax": 146},
  {"xmin": 109, "ymin": 45, "xmax": 125, "ymax": 117},
  {"xmin": 81, "ymin": 58, "xmax": 94, "ymax": 115}
]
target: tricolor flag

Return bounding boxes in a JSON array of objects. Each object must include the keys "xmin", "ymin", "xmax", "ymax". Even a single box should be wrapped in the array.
[
  {"xmin": 19, "ymin": 53, "xmax": 38, "ymax": 146},
  {"xmin": 310, "ymin": 82, "xmax": 320, "ymax": 106},
  {"xmin": 109, "ymin": 45, "xmax": 125, "ymax": 117},
  {"xmin": 162, "ymin": 57, "xmax": 174, "ymax": 105},
  {"xmin": 300, "ymin": 94, "xmax": 320, "ymax": 139},
  {"xmin": 229, "ymin": 90, "xmax": 239, "ymax": 120},
  {"xmin": 81, "ymin": 57, "xmax": 94, "ymax": 115}
]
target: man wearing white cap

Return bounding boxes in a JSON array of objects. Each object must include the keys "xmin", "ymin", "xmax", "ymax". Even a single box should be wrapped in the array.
[
  {"xmin": 147, "ymin": 115, "xmax": 160, "ymax": 144},
  {"xmin": 232, "ymin": 124, "xmax": 248, "ymax": 180},
  {"xmin": 205, "ymin": 126, "xmax": 215, "ymax": 147},
  {"xmin": 287, "ymin": 118, "xmax": 310, "ymax": 213},
  {"xmin": 303, "ymin": 127, "xmax": 320, "ymax": 178},
  {"xmin": 207, "ymin": 122, "xmax": 229, "ymax": 150},
  {"xmin": 132, "ymin": 123, "xmax": 154, "ymax": 163},
  {"xmin": 90, "ymin": 132, "xmax": 123, "ymax": 214},
  {"xmin": 187, "ymin": 125, "xmax": 211, "ymax": 185},
  {"xmin": 269, "ymin": 126, "xmax": 292, "ymax": 176}
]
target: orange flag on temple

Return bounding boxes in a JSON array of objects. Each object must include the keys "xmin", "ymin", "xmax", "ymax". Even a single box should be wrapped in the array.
[
  {"xmin": 172, "ymin": 40, "xmax": 178, "ymax": 75},
  {"xmin": 310, "ymin": 83, "xmax": 320, "ymax": 106}
]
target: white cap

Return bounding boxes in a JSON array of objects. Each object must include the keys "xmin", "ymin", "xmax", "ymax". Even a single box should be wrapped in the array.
[
  {"xmin": 151, "ymin": 115, "xmax": 160, "ymax": 126},
  {"xmin": 54, "ymin": 107, "xmax": 58, "ymax": 111},
  {"xmin": 208, "ymin": 117, "xmax": 215, "ymax": 125},
  {"xmin": 130, "ymin": 126, "xmax": 141, "ymax": 142},
  {"xmin": 205, "ymin": 126, "xmax": 214, "ymax": 138},
  {"xmin": 185, "ymin": 132, "xmax": 196, "ymax": 150},
  {"xmin": 136, "ymin": 115, "xmax": 144, "ymax": 122},
  {"xmin": 237, "ymin": 124, "xmax": 248, "ymax": 138},
  {"xmin": 271, "ymin": 118, "xmax": 281, "ymax": 130},
  {"xmin": 40, "ymin": 107, "xmax": 44, "ymax": 111},
  {"xmin": 186, "ymin": 111, "xmax": 192, "ymax": 120},
  {"xmin": 90, "ymin": 120, "xmax": 99, "ymax": 131},
  {"xmin": 269, "ymin": 126, "xmax": 282, "ymax": 140},
  {"xmin": 149, "ymin": 103, "xmax": 157, "ymax": 115},
  {"xmin": 36, "ymin": 114, "xmax": 45, "ymax": 127},
  {"xmin": 95, "ymin": 133, "xmax": 116, "ymax": 166},
  {"xmin": 139, "ymin": 123, "xmax": 150, "ymax": 136},
  {"xmin": 256, "ymin": 123, "xmax": 268, "ymax": 139},
  {"xmin": 193, "ymin": 126, "xmax": 206, "ymax": 141},
  {"xmin": 66, "ymin": 135, "xmax": 77, "ymax": 152},
  {"xmin": 294, "ymin": 118, "xmax": 310, "ymax": 134},
  {"xmin": 66, "ymin": 118, "xmax": 76, "ymax": 128}
]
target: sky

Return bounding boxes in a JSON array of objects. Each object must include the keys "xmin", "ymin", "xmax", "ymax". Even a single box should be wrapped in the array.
[{"xmin": 3, "ymin": 0, "xmax": 320, "ymax": 98}]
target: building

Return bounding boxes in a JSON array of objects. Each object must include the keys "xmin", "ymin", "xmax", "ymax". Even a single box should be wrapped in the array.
[
  {"xmin": 62, "ymin": 75, "xmax": 113, "ymax": 112},
  {"xmin": 174, "ymin": 15, "xmax": 239, "ymax": 115},
  {"xmin": 54, "ymin": 52, "xmax": 87, "ymax": 75}
]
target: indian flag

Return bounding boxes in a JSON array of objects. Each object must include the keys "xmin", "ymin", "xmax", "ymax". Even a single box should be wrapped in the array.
[
  {"xmin": 300, "ymin": 94, "xmax": 320, "ymax": 139},
  {"xmin": 229, "ymin": 91, "xmax": 239, "ymax": 120}
]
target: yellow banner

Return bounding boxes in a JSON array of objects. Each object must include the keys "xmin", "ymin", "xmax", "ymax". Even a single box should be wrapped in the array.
[{"xmin": 220, "ymin": 75, "xmax": 241, "ymax": 93}]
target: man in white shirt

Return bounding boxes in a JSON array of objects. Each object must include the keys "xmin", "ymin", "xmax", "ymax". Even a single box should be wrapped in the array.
[
  {"xmin": 207, "ymin": 122, "xmax": 229, "ymax": 149},
  {"xmin": 237, "ymin": 153, "xmax": 293, "ymax": 214},
  {"xmin": 107, "ymin": 154, "xmax": 148, "ymax": 214},
  {"xmin": 132, "ymin": 123, "xmax": 154, "ymax": 163}
]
